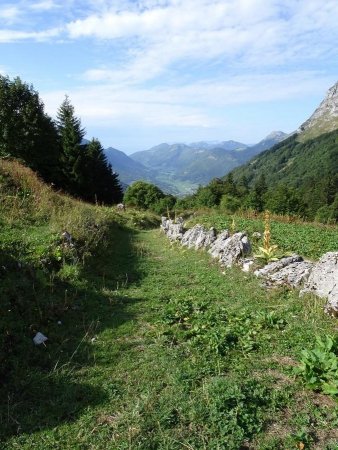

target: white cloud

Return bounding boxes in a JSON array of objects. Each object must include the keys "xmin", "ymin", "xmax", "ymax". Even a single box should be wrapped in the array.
[
  {"xmin": 42, "ymin": 70, "xmax": 333, "ymax": 131},
  {"xmin": 66, "ymin": 0, "xmax": 338, "ymax": 90},
  {"xmin": 0, "ymin": 5, "xmax": 21, "ymax": 24},
  {"xmin": 0, "ymin": 27, "xmax": 61, "ymax": 42},
  {"xmin": 29, "ymin": 0, "xmax": 60, "ymax": 11}
]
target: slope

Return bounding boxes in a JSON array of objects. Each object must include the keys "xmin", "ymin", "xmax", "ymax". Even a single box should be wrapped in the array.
[
  {"xmin": 105, "ymin": 146, "xmax": 155, "ymax": 185},
  {"xmin": 231, "ymin": 130, "xmax": 338, "ymax": 208},
  {"xmin": 298, "ymin": 81, "xmax": 338, "ymax": 142},
  {"xmin": 2, "ymin": 206, "xmax": 338, "ymax": 448}
]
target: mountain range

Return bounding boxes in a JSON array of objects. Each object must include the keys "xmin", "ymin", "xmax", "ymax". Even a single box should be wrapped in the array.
[
  {"xmin": 105, "ymin": 132, "xmax": 289, "ymax": 195},
  {"xmin": 229, "ymin": 81, "xmax": 338, "ymax": 216},
  {"xmin": 105, "ymin": 80, "xmax": 338, "ymax": 200}
]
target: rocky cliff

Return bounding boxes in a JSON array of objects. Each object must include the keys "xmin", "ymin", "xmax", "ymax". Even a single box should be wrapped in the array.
[{"xmin": 298, "ymin": 81, "xmax": 338, "ymax": 141}]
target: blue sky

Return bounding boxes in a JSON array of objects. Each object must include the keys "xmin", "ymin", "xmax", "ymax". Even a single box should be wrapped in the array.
[{"xmin": 1, "ymin": 0, "xmax": 338, "ymax": 154}]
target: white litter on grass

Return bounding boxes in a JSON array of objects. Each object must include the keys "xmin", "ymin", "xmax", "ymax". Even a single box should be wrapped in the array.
[
  {"xmin": 33, "ymin": 332, "xmax": 48, "ymax": 345},
  {"xmin": 57, "ymin": 321, "xmax": 62, "ymax": 325}
]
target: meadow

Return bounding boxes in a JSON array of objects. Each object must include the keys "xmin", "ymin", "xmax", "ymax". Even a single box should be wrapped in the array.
[
  {"xmin": 1, "ymin": 160, "xmax": 338, "ymax": 449},
  {"xmin": 185, "ymin": 210, "xmax": 338, "ymax": 260}
]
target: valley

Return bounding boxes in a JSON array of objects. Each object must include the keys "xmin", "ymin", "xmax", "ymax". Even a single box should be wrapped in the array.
[{"xmin": 105, "ymin": 132, "xmax": 289, "ymax": 196}]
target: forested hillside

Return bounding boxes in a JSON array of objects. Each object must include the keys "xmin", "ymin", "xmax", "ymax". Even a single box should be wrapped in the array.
[
  {"xmin": 177, "ymin": 130, "xmax": 337, "ymax": 222},
  {"xmin": 231, "ymin": 130, "xmax": 338, "ymax": 219}
]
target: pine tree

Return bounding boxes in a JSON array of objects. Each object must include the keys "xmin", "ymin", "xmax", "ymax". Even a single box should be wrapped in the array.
[
  {"xmin": 246, "ymin": 174, "xmax": 267, "ymax": 212},
  {"xmin": 56, "ymin": 95, "xmax": 85, "ymax": 194},
  {"xmin": 83, "ymin": 138, "xmax": 123, "ymax": 204},
  {"xmin": 0, "ymin": 75, "xmax": 61, "ymax": 182}
]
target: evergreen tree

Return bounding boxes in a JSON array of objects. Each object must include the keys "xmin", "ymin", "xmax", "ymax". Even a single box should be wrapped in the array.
[
  {"xmin": 246, "ymin": 174, "xmax": 267, "ymax": 212},
  {"xmin": 56, "ymin": 96, "xmax": 85, "ymax": 194},
  {"xmin": 265, "ymin": 184, "xmax": 305, "ymax": 216},
  {"xmin": 237, "ymin": 175, "xmax": 250, "ymax": 198},
  {"xmin": 0, "ymin": 75, "xmax": 61, "ymax": 182},
  {"xmin": 83, "ymin": 138, "xmax": 123, "ymax": 204},
  {"xmin": 223, "ymin": 173, "xmax": 238, "ymax": 197}
]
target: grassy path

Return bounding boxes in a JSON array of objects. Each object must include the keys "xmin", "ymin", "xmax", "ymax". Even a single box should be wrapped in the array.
[{"xmin": 3, "ymin": 227, "xmax": 338, "ymax": 449}]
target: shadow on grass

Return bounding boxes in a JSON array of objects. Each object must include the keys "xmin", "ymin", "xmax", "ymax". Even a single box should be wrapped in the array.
[{"xmin": 0, "ymin": 224, "xmax": 144, "ymax": 441}]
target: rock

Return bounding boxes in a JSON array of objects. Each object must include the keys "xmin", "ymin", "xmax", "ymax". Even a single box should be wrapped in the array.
[
  {"xmin": 181, "ymin": 224, "xmax": 216, "ymax": 249},
  {"xmin": 300, "ymin": 252, "xmax": 338, "ymax": 313},
  {"xmin": 62, "ymin": 230, "xmax": 73, "ymax": 247},
  {"xmin": 326, "ymin": 284, "xmax": 338, "ymax": 316},
  {"xmin": 298, "ymin": 82, "xmax": 338, "ymax": 137},
  {"xmin": 267, "ymin": 261, "xmax": 313, "ymax": 288},
  {"xmin": 254, "ymin": 255, "xmax": 303, "ymax": 278},
  {"xmin": 160, "ymin": 216, "xmax": 170, "ymax": 232},
  {"xmin": 219, "ymin": 232, "xmax": 251, "ymax": 268},
  {"xmin": 208, "ymin": 230, "xmax": 231, "ymax": 259},
  {"xmin": 167, "ymin": 221, "xmax": 184, "ymax": 241},
  {"xmin": 161, "ymin": 217, "xmax": 185, "ymax": 241},
  {"xmin": 242, "ymin": 258, "xmax": 255, "ymax": 272}
]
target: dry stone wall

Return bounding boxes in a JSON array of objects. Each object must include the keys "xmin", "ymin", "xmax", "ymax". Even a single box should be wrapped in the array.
[{"xmin": 160, "ymin": 217, "xmax": 338, "ymax": 316}]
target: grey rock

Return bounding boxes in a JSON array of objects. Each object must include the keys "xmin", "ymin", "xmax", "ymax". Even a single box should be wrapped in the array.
[
  {"xmin": 254, "ymin": 255, "xmax": 303, "ymax": 278},
  {"xmin": 160, "ymin": 216, "xmax": 169, "ymax": 232},
  {"xmin": 181, "ymin": 224, "xmax": 216, "ymax": 249},
  {"xmin": 219, "ymin": 232, "xmax": 252, "ymax": 268},
  {"xmin": 167, "ymin": 223, "xmax": 184, "ymax": 241},
  {"xmin": 242, "ymin": 258, "xmax": 255, "ymax": 272},
  {"xmin": 161, "ymin": 217, "xmax": 185, "ymax": 241},
  {"xmin": 300, "ymin": 252, "xmax": 338, "ymax": 313},
  {"xmin": 252, "ymin": 232, "xmax": 262, "ymax": 240},
  {"xmin": 208, "ymin": 230, "xmax": 231, "ymax": 259},
  {"xmin": 298, "ymin": 82, "xmax": 338, "ymax": 134},
  {"xmin": 267, "ymin": 261, "xmax": 313, "ymax": 288},
  {"xmin": 326, "ymin": 284, "xmax": 338, "ymax": 316}
]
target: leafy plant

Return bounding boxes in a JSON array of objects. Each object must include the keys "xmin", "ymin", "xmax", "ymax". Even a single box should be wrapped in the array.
[
  {"xmin": 254, "ymin": 210, "xmax": 280, "ymax": 263},
  {"xmin": 254, "ymin": 244, "xmax": 279, "ymax": 263},
  {"xmin": 295, "ymin": 335, "xmax": 338, "ymax": 396}
]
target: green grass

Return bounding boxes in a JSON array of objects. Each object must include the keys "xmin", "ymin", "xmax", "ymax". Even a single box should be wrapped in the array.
[
  {"xmin": 1, "ymin": 160, "xmax": 338, "ymax": 449},
  {"xmin": 185, "ymin": 211, "xmax": 338, "ymax": 260},
  {"xmin": 2, "ymin": 226, "xmax": 338, "ymax": 449}
]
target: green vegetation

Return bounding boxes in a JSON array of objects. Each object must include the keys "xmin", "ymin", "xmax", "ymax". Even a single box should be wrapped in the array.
[
  {"xmin": 1, "ymin": 159, "xmax": 338, "ymax": 449},
  {"xmin": 123, "ymin": 180, "xmax": 176, "ymax": 214},
  {"xmin": 177, "ymin": 130, "xmax": 338, "ymax": 222},
  {"xmin": 0, "ymin": 75, "xmax": 122, "ymax": 204},
  {"xmin": 185, "ymin": 210, "xmax": 338, "ymax": 259},
  {"xmin": 295, "ymin": 336, "xmax": 338, "ymax": 396},
  {"xmin": 0, "ymin": 76, "xmax": 337, "ymax": 447},
  {"xmin": 230, "ymin": 131, "xmax": 338, "ymax": 221}
]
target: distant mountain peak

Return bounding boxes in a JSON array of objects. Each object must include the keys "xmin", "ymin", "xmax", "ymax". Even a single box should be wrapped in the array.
[
  {"xmin": 298, "ymin": 81, "xmax": 338, "ymax": 140},
  {"xmin": 263, "ymin": 131, "xmax": 288, "ymax": 141}
]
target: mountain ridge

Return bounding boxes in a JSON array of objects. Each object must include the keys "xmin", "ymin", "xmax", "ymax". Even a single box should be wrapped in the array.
[
  {"xmin": 298, "ymin": 81, "xmax": 338, "ymax": 141},
  {"xmin": 117, "ymin": 131, "xmax": 288, "ymax": 195}
]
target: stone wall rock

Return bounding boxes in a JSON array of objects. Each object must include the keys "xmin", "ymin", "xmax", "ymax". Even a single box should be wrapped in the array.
[
  {"xmin": 266, "ymin": 261, "xmax": 313, "ymax": 288},
  {"xmin": 300, "ymin": 252, "xmax": 338, "ymax": 314},
  {"xmin": 161, "ymin": 217, "xmax": 184, "ymax": 241},
  {"xmin": 219, "ymin": 232, "xmax": 251, "ymax": 268},
  {"xmin": 254, "ymin": 255, "xmax": 303, "ymax": 278},
  {"xmin": 159, "ymin": 221, "xmax": 337, "ymax": 316},
  {"xmin": 326, "ymin": 284, "xmax": 338, "ymax": 316},
  {"xmin": 181, "ymin": 224, "xmax": 216, "ymax": 249},
  {"xmin": 208, "ymin": 230, "xmax": 231, "ymax": 259}
]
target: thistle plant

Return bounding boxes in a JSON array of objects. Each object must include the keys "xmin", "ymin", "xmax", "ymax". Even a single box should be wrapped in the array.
[{"xmin": 254, "ymin": 210, "xmax": 279, "ymax": 263}]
